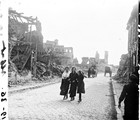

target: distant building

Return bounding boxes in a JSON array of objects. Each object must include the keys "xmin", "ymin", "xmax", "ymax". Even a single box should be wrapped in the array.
[
  {"xmin": 89, "ymin": 57, "xmax": 96, "ymax": 65},
  {"xmin": 81, "ymin": 57, "xmax": 89, "ymax": 65},
  {"xmin": 73, "ymin": 58, "xmax": 79, "ymax": 65},
  {"xmin": 45, "ymin": 39, "xmax": 58, "ymax": 46},
  {"xmin": 63, "ymin": 47, "xmax": 73, "ymax": 65},
  {"xmin": 81, "ymin": 51, "xmax": 108, "ymax": 67},
  {"xmin": 95, "ymin": 51, "xmax": 100, "ymax": 63},
  {"xmin": 99, "ymin": 59, "xmax": 105, "ymax": 64},
  {"xmin": 43, "ymin": 39, "xmax": 73, "ymax": 66}
]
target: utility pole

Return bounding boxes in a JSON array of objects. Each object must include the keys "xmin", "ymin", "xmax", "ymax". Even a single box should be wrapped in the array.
[
  {"xmin": 34, "ymin": 39, "xmax": 37, "ymax": 78},
  {"xmin": 33, "ymin": 18, "xmax": 38, "ymax": 78},
  {"xmin": 30, "ymin": 25, "xmax": 34, "ymax": 80},
  {"xmin": 30, "ymin": 24, "xmax": 37, "ymax": 79},
  {"xmin": 31, "ymin": 43, "xmax": 37, "ymax": 78}
]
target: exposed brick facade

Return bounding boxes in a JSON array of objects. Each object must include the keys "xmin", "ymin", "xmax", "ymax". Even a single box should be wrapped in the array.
[{"xmin": 127, "ymin": 4, "xmax": 138, "ymax": 73}]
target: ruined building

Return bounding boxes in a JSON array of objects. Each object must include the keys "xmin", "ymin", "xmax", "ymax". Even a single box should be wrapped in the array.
[
  {"xmin": 43, "ymin": 39, "xmax": 73, "ymax": 66},
  {"xmin": 81, "ymin": 57, "xmax": 89, "ymax": 65},
  {"xmin": 8, "ymin": 9, "xmax": 73, "ymax": 83},
  {"xmin": 113, "ymin": 4, "xmax": 139, "ymax": 81},
  {"xmin": 89, "ymin": 57, "xmax": 96, "ymax": 65},
  {"xmin": 9, "ymin": 9, "xmax": 45, "ymax": 74},
  {"xmin": 81, "ymin": 51, "xmax": 109, "ymax": 69},
  {"xmin": 127, "ymin": 4, "xmax": 138, "ymax": 73}
]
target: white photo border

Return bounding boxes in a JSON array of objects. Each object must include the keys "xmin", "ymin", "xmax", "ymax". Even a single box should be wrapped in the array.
[{"xmin": 0, "ymin": 0, "xmax": 8, "ymax": 120}]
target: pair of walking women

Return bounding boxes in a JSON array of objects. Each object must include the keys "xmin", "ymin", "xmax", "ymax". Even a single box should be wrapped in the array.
[{"xmin": 60, "ymin": 67, "xmax": 85, "ymax": 102}]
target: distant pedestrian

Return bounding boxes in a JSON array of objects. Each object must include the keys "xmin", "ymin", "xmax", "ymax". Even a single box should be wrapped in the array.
[
  {"xmin": 88, "ymin": 68, "xmax": 91, "ymax": 78},
  {"xmin": 77, "ymin": 70, "xmax": 85, "ymax": 102},
  {"xmin": 60, "ymin": 67, "xmax": 70, "ymax": 100},
  {"xmin": 118, "ymin": 74, "xmax": 139, "ymax": 120},
  {"xmin": 69, "ymin": 67, "xmax": 78, "ymax": 101}
]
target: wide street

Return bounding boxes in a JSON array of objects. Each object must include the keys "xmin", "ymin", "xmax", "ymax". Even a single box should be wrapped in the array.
[{"xmin": 9, "ymin": 74, "xmax": 117, "ymax": 120}]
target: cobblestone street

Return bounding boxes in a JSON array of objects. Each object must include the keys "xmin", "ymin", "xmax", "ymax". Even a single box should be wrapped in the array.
[{"xmin": 9, "ymin": 74, "xmax": 117, "ymax": 120}]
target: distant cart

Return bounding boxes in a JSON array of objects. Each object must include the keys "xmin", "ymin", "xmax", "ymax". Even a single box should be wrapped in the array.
[
  {"xmin": 104, "ymin": 66, "xmax": 112, "ymax": 77},
  {"xmin": 88, "ymin": 66, "xmax": 97, "ymax": 78}
]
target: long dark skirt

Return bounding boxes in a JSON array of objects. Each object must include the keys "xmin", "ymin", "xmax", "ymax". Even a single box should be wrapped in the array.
[
  {"xmin": 77, "ymin": 82, "xmax": 85, "ymax": 93},
  {"xmin": 123, "ymin": 102, "xmax": 138, "ymax": 120},
  {"xmin": 69, "ymin": 82, "xmax": 77, "ymax": 97},
  {"xmin": 60, "ymin": 79, "xmax": 69, "ymax": 95}
]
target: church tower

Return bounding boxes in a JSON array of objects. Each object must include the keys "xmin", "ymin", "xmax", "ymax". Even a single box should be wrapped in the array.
[{"xmin": 95, "ymin": 51, "xmax": 100, "ymax": 63}]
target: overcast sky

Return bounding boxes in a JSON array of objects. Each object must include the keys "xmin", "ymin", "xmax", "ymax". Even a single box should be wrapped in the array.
[{"xmin": 9, "ymin": 0, "xmax": 138, "ymax": 65}]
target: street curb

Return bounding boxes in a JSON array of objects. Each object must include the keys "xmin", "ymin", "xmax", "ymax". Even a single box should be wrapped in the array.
[
  {"xmin": 111, "ymin": 80, "xmax": 123, "ymax": 120},
  {"xmin": 9, "ymin": 80, "xmax": 61, "ymax": 94}
]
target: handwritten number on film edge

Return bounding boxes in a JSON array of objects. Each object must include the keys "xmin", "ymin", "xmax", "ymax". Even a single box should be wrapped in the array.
[
  {"xmin": 1, "ymin": 41, "xmax": 6, "ymax": 75},
  {"xmin": 1, "ymin": 41, "xmax": 7, "ymax": 120},
  {"xmin": 1, "ymin": 91, "xmax": 7, "ymax": 102},
  {"xmin": 0, "ymin": 41, "xmax": 7, "ymax": 120},
  {"xmin": 0, "ymin": 1, "xmax": 7, "ymax": 117},
  {"xmin": 1, "ymin": 60, "xmax": 6, "ymax": 74},
  {"xmin": 1, "ymin": 111, "xmax": 6, "ymax": 120},
  {"xmin": 1, "ymin": 41, "xmax": 6, "ymax": 58},
  {"xmin": 1, "ymin": 90, "xmax": 7, "ymax": 119}
]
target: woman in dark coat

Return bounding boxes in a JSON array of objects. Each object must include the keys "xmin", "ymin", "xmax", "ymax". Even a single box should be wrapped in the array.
[
  {"xmin": 77, "ymin": 70, "xmax": 85, "ymax": 102},
  {"xmin": 118, "ymin": 74, "xmax": 139, "ymax": 120},
  {"xmin": 69, "ymin": 67, "xmax": 78, "ymax": 101},
  {"xmin": 88, "ymin": 68, "xmax": 91, "ymax": 78},
  {"xmin": 60, "ymin": 67, "xmax": 70, "ymax": 100}
]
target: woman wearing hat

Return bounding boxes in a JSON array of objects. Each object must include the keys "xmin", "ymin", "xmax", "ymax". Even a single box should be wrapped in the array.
[{"xmin": 118, "ymin": 74, "xmax": 139, "ymax": 120}]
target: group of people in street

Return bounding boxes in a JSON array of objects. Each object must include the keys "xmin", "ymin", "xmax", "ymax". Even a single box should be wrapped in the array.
[
  {"xmin": 118, "ymin": 66, "xmax": 139, "ymax": 120},
  {"xmin": 60, "ymin": 67, "xmax": 85, "ymax": 102},
  {"xmin": 60, "ymin": 65, "xmax": 139, "ymax": 119}
]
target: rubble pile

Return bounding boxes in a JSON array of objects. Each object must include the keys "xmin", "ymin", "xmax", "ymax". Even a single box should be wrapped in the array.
[
  {"xmin": 8, "ymin": 9, "xmax": 65, "ymax": 85},
  {"xmin": 112, "ymin": 54, "xmax": 129, "ymax": 83}
]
